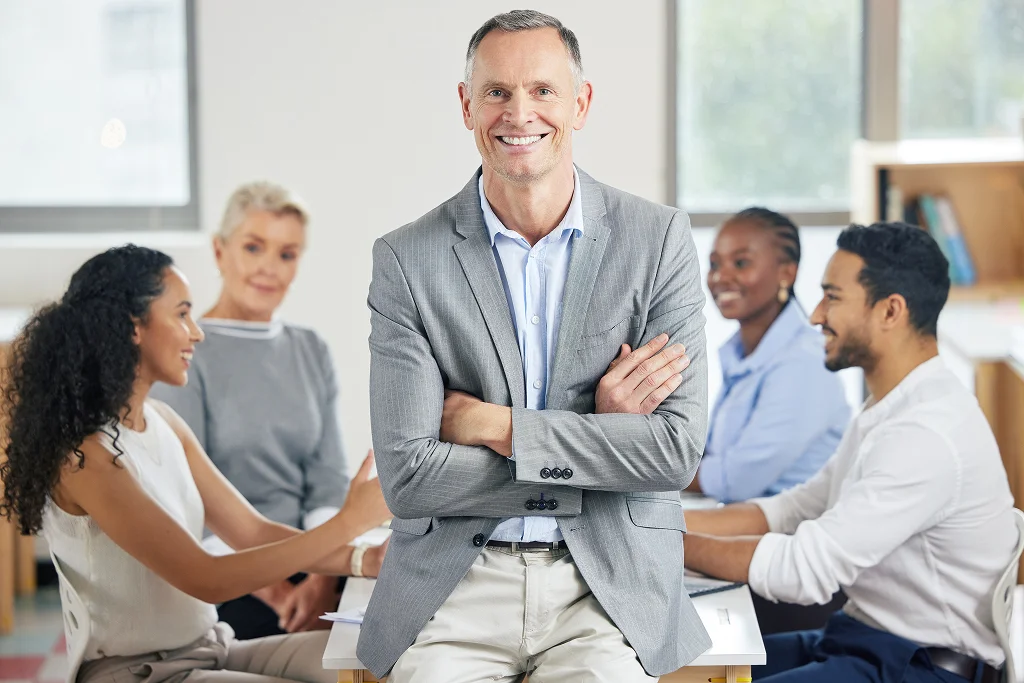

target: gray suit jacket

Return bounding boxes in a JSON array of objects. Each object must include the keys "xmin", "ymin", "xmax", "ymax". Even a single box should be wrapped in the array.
[{"xmin": 358, "ymin": 168, "xmax": 712, "ymax": 677}]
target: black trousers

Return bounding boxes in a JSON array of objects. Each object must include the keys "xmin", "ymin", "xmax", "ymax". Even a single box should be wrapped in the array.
[
  {"xmin": 752, "ymin": 589, "xmax": 847, "ymax": 636},
  {"xmin": 217, "ymin": 574, "xmax": 346, "ymax": 641}
]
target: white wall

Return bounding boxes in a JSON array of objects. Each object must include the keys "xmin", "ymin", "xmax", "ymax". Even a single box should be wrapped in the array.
[{"xmin": 0, "ymin": 1, "xmax": 672, "ymax": 467}]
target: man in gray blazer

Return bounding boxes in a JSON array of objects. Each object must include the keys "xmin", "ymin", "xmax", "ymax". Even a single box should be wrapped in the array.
[{"xmin": 359, "ymin": 10, "xmax": 711, "ymax": 681}]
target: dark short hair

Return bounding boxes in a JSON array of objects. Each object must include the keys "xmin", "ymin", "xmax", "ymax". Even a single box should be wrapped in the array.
[{"xmin": 835, "ymin": 222, "xmax": 950, "ymax": 337}]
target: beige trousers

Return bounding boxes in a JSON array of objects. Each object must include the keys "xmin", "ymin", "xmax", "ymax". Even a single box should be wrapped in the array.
[
  {"xmin": 388, "ymin": 547, "xmax": 658, "ymax": 683},
  {"xmin": 76, "ymin": 622, "xmax": 334, "ymax": 683}
]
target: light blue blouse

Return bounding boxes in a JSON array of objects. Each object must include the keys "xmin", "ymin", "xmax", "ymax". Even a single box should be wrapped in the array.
[{"xmin": 698, "ymin": 301, "xmax": 850, "ymax": 503}]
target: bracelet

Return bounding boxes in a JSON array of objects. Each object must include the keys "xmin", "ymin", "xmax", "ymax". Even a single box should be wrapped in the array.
[{"xmin": 350, "ymin": 544, "xmax": 371, "ymax": 578}]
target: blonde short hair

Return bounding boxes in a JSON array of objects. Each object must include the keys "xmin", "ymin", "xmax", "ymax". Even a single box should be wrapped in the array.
[{"xmin": 218, "ymin": 181, "xmax": 309, "ymax": 240}]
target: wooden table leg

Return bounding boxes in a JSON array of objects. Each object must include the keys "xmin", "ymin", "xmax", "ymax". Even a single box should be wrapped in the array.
[
  {"xmin": 662, "ymin": 664, "xmax": 753, "ymax": 682},
  {"xmin": 15, "ymin": 532, "xmax": 36, "ymax": 595},
  {"xmin": 0, "ymin": 513, "xmax": 14, "ymax": 634}
]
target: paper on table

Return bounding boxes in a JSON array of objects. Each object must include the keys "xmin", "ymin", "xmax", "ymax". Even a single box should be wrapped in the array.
[{"xmin": 320, "ymin": 608, "xmax": 364, "ymax": 624}]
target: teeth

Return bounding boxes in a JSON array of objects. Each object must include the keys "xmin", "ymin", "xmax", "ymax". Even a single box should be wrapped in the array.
[
  {"xmin": 501, "ymin": 135, "xmax": 542, "ymax": 146},
  {"xmin": 182, "ymin": 352, "xmax": 193, "ymax": 360},
  {"xmin": 715, "ymin": 292, "xmax": 740, "ymax": 302}
]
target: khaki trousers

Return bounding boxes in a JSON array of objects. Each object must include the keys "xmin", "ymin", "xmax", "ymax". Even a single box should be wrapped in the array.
[
  {"xmin": 76, "ymin": 622, "xmax": 334, "ymax": 683},
  {"xmin": 388, "ymin": 547, "xmax": 658, "ymax": 683}
]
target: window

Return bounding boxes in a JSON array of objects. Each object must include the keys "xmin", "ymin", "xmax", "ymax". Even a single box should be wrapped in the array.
[
  {"xmin": 675, "ymin": 0, "xmax": 863, "ymax": 218},
  {"xmin": 0, "ymin": 0, "xmax": 197, "ymax": 232},
  {"xmin": 901, "ymin": 0, "xmax": 1024, "ymax": 139}
]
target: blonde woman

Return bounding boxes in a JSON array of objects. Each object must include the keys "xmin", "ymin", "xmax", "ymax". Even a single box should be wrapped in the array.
[{"xmin": 153, "ymin": 182, "xmax": 385, "ymax": 639}]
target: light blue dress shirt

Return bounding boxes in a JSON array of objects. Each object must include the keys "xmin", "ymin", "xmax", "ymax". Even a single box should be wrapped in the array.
[
  {"xmin": 480, "ymin": 168, "xmax": 584, "ymax": 543},
  {"xmin": 698, "ymin": 301, "xmax": 850, "ymax": 503}
]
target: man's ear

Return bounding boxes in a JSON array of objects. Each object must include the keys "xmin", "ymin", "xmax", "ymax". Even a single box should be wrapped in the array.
[{"xmin": 878, "ymin": 293, "xmax": 909, "ymax": 331}]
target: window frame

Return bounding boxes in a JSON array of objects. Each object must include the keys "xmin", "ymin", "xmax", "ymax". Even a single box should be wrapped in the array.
[
  {"xmin": 0, "ymin": 0, "xmax": 200, "ymax": 234},
  {"xmin": 671, "ymin": 0, "xmax": 900, "ymax": 227}
]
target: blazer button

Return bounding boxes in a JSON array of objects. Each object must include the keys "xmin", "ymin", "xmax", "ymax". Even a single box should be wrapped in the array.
[
  {"xmin": 540, "ymin": 468, "xmax": 551, "ymax": 479},
  {"xmin": 562, "ymin": 468, "xmax": 573, "ymax": 479},
  {"xmin": 536, "ymin": 500, "xmax": 547, "ymax": 511},
  {"xmin": 547, "ymin": 499, "xmax": 558, "ymax": 510},
  {"xmin": 525, "ymin": 499, "xmax": 537, "ymax": 510},
  {"xmin": 551, "ymin": 467, "xmax": 563, "ymax": 479},
  {"xmin": 473, "ymin": 533, "xmax": 485, "ymax": 547}
]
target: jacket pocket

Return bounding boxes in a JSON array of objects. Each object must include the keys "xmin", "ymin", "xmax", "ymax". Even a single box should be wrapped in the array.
[
  {"xmin": 388, "ymin": 516, "xmax": 433, "ymax": 536},
  {"xmin": 626, "ymin": 498, "xmax": 686, "ymax": 532},
  {"xmin": 578, "ymin": 314, "xmax": 642, "ymax": 351}
]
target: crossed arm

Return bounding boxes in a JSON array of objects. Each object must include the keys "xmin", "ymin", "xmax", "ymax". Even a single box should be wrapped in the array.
[{"xmin": 368, "ymin": 214, "xmax": 707, "ymax": 519}]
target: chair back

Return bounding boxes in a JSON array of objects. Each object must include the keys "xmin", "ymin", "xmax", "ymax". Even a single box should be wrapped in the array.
[
  {"xmin": 50, "ymin": 550, "xmax": 91, "ymax": 683},
  {"xmin": 992, "ymin": 508, "xmax": 1024, "ymax": 683}
]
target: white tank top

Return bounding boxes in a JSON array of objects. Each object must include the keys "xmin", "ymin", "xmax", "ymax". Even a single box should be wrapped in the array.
[{"xmin": 42, "ymin": 402, "xmax": 218, "ymax": 660}]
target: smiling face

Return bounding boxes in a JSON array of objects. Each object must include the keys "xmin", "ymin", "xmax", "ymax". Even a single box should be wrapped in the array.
[
  {"xmin": 213, "ymin": 209, "xmax": 305, "ymax": 322},
  {"xmin": 458, "ymin": 27, "xmax": 592, "ymax": 185},
  {"xmin": 134, "ymin": 266, "xmax": 204, "ymax": 388},
  {"xmin": 707, "ymin": 218, "xmax": 797, "ymax": 323},
  {"xmin": 810, "ymin": 249, "xmax": 878, "ymax": 373}
]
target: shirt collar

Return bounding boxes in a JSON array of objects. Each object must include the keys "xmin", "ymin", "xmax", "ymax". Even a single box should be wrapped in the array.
[
  {"xmin": 200, "ymin": 317, "xmax": 284, "ymax": 340},
  {"xmin": 719, "ymin": 301, "xmax": 811, "ymax": 379},
  {"xmin": 478, "ymin": 166, "xmax": 585, "ymax": 247},
  {"xmin": 857, "ymin": 355, "xmax": 946, "ymax": 427}
]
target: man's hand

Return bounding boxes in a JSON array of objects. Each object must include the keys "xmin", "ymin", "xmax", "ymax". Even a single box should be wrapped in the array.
[
  {"xmin": 440, "ymin": 390, "xmax": 512, "ymax": 457},
  {"xmin": 596, "ymin": 333, "xmax": 690, "ymax": 414},
  {"xmin": 277, "ymin": 573, "xmax": 340, "ymax": 633}
]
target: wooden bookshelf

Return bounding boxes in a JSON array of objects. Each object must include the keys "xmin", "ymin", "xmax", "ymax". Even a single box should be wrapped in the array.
[
  {"xmin": 851, "ymin": 138, "xmax": 1024, "ymax": 560},
  {"xmin": 851, "ymin": 138, "xmax": 1024, "ymax": 290}
]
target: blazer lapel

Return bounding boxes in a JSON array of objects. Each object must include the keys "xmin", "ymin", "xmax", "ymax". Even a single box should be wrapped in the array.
[
  {"xmin": 546, "ymin": 171, "xmax": 610, "ymax": 407},
  {"xmin": 452, "ymin": 171, "xmax": 527, "ymax": 409}
]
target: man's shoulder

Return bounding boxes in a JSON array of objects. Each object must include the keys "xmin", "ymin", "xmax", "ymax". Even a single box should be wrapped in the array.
[
  {"xmin": 581, "ymin": 171, "xmax": 683, "ymax": 229},
  {"xmin": 379, "ymin": 188, "xmax": 465, "ymax": 254}
]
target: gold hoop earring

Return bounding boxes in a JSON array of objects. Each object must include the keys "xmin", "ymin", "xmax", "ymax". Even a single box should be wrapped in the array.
[{"xmin": 778, "ymin": 283, "xmax": 789, "ymax": 304}]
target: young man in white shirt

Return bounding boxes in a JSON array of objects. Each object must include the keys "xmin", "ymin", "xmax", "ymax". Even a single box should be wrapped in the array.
[{"xmin": 684, "ymin": 222, "xmax": 1017, "ymax": 683}]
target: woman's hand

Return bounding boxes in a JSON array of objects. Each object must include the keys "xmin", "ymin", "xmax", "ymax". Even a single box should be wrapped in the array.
[
  {"xmin": 251, "ymin": 579, "xmax": 296, "ymax": 615},
  {"xmin": 360, "ymin": 537, "xmax": 390, "ymax": 578},
  {"xmin": 277, "ymin": 574, "xmax": 339, "ymax": 632},
  {"xmin": 331, "ymin": 450, "xmax": 391, "ymax": 535}
]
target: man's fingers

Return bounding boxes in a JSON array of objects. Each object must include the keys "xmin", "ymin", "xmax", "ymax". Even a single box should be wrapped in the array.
[
  {"xmin": 624, "ymin": 343, "xmax": 687, "ymax": 393},
  {"xmin": 639, "ymin": 373, "xmax": 684, "ymax": 414},
  {"xmin": 607, "ymin": 344, "xmax": 631, "ymax": 371},
  {"xmin": 605, "ymin": 334, "xmax": 669, "ymax": 382},
  {"xmin": 633, "ymin": 353, "xmax": 689, "ymax": 402}
]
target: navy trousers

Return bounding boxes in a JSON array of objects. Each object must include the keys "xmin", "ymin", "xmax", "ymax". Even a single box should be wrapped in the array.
[{"xmin": 753, "ymin": 613, "xmax": 990, "ymax": 683}]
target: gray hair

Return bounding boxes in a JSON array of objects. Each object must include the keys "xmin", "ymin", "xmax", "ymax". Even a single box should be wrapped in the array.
[
  {"xmin": 464, "ymin": 10, "xmax": 584, "ymax": 93},
  {"xmin": 218, "ymin": 181, "xmax": 309, "ymax": 240}
]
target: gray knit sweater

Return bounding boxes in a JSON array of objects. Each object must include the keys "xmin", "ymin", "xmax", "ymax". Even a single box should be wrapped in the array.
[{"xmin": 152, "ymin": 318, "xmax": 350, "ymax": 531}]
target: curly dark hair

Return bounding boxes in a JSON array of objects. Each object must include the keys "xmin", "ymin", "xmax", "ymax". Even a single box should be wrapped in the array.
[
  {"xmin": 1, "ymin": 245, "xmax": 174, "ymax": 534},
  {"xmin": 836, "ymin": 222, "xmax": 950, "ymax": 337}
]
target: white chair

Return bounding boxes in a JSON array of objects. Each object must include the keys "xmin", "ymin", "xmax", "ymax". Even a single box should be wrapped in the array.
[
  {"xmin": 992, "ymin": 508, "xmax": 1024, "ymax": 683},
  {"xmin": 49, "ymin": 551, "xmax": 91, "ymax": 683}
]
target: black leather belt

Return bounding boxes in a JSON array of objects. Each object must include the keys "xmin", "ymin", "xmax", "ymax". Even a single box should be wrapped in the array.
[
  {"xmin": 486, "ymin": 541, "xmax": 562, "ymax": 551},
  {"xmin": 925, "ymin": 647, "xmax": 1001, "ymax": 683}
]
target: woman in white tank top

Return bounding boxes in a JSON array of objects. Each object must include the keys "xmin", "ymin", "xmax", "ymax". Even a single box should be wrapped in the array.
[{"xmin": 0, "ymin": 245, "xmax": 391, "ymax": 683}]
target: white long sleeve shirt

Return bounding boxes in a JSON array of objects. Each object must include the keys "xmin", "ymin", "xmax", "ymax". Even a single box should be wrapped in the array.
[{"xmin": 748, "ymin": 357, "xmax": 1017, "ymax": 666}]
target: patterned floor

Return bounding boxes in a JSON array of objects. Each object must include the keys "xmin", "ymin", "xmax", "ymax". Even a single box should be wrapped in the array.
[{"xmin": 0, "ymin": 588, "xmax": 66, "ymax": 683}]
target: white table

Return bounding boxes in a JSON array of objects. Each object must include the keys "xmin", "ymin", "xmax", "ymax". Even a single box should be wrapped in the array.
[{"xmin": 323, "ymin": 578, "xmax": 764, "ymax": 683}]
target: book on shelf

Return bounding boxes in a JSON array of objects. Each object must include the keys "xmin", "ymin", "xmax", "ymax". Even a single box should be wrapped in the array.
[{"xmin": 885, "ymin": 187, "xmax": 977, "ymax": 286}]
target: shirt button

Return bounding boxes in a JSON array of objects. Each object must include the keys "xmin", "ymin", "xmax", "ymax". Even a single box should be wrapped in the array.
[
  {"xmin": 533, "ymin": 379, "xmax": 542, "ymax": 389},
  {"xmin": 531, "ymin": 315, "xmax": 540, "ymax": 325}
]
